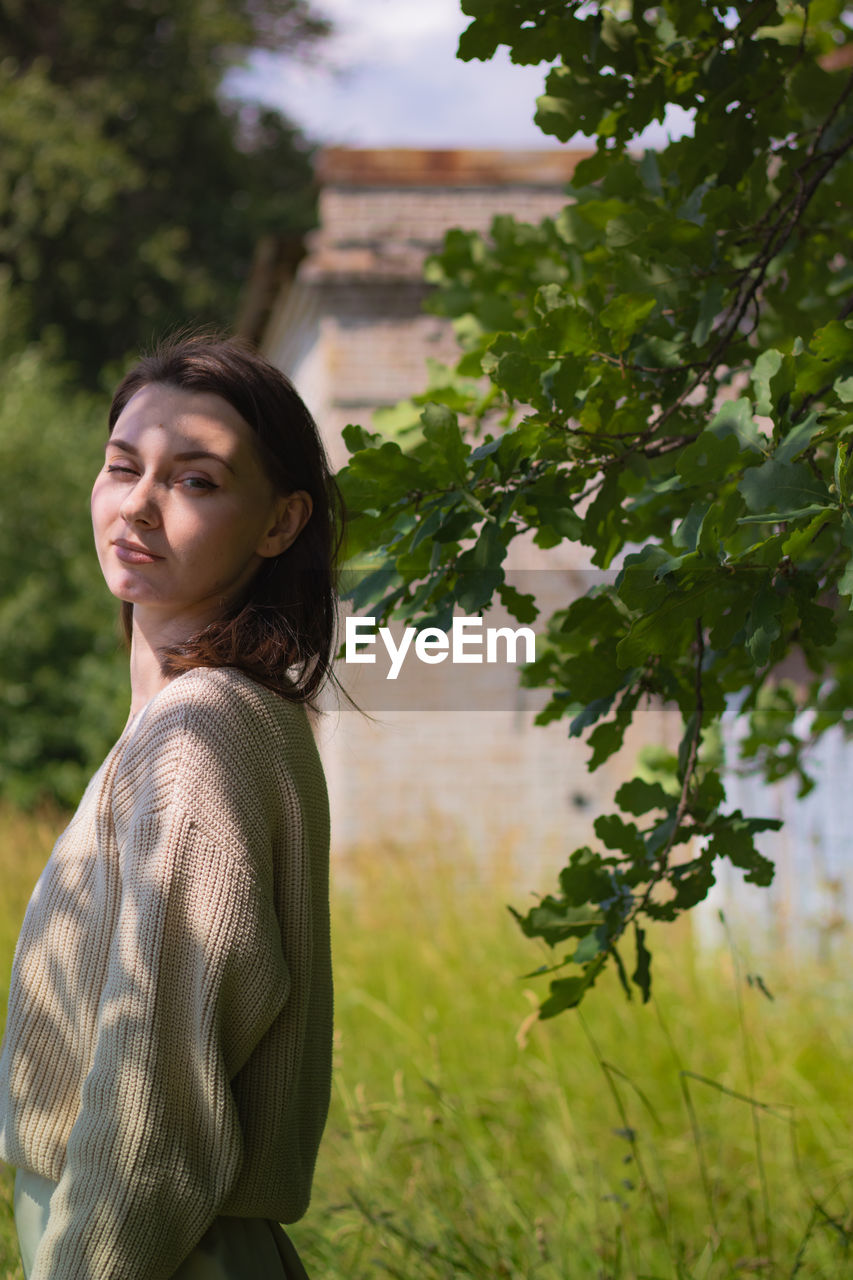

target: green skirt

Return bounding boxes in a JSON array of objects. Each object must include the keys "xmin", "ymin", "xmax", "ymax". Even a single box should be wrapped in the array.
[{"xmin": 14, "ymin": 1169, "xmax": 310, "ymax": 1279}]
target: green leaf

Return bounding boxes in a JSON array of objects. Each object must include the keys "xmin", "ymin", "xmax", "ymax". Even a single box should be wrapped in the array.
[
  {"xmin": 691, "ymin": 281, "xmax": 725, "ymax": 346},
  {"xmin": 410, "ymin": 499, "xmax": 456, "ymax": 551},
  {"xmin": 775, "ymin": 412, "xmax": 823, "ymax": 466},
  {"xmin": 693, "ymin": 768, "xmax": 726, "ymax": 817},
  {"xmin": 572, "ymin": 930, "xmax": 605, "ymax": 965},
  {"xmin": 583, "ymin": 471, "xmax": 625, "ymax": 568},
  {"xmin": 677, "ymin": 429, "xmax": 742, "ymax": 485},
  {"xmin": 615, "ymin": 581, "xmax": 715, "ymax": 668},
  {"xmin": 459, "ymin": 489, "xmax": 492, "ymax": 521},
  {"xmin": 812, "ymin": 319, "xmax": 853, "ymax": 362},
  {"xmin": 839, "ymin": 512, "xmax": 853, "ymax": 607},
  {"xmin": 738, "ymin": 459, "xmax": 830, "ymax": 518},
  {"xmin": 514, "ymin": 899, "xmax": 599, "ymax": 947},
  {"xmin": 343, "ymin": 423, "xmax": 382, "ymax": 453},
  {"xmin": 456, "ymin": 8, "xmax": 503, "ymax": 61},
  {"xmin": 781, "ymin": 511, "xmax": 833, "ymax": 559},
  {"xmin": 469, "ymin": 435, "xmax": 502, "ymax": 463},
  {"xmin": 638, "ymin": 148, "xmax": 663, "ymax": 197},
  {"xmin": 834, "ymin": 442, "xmax": 853, "ymax": 505},
  {"xmin": 599, "ymin": 293, "xmax": 656, "ymax": 352},
  {"xmin": 677, "ymin": 713, "xmax": 700, "ymax": 782},
  {"xmin": 539, "ymin": 961, "xmax": 605, "ymax": 1018},
  {"xmin": 752, "ymin": 349, "xmax": 783, "ymax": 416},
  {"xmin": 737, "ymin": 504, "xmax": 831, "ymax": 525},
  {"xmin": 708, "ymin": 817, "xmax": 777, "ymax": 887},
  {"xmin": 673, "ymin": 502, "xmax": 712, "ymax": 552},
  {"xmin": 631, "ymin": 923, "xmax": 652, "ymax": 1003},
  {"xmin": 496, "ymin": 419, "xmax": 549, "ymax": 478},
  {"xmin": 344, "ymin": 566, "xmax": 402, "ymax": 614},
  {"xmin": 492, "ymin": 350, "xmax": 544, "ymax": 404},
  {"xmin": 671, "ymin": 858, "xmax": 716, "ymax": 909},
  {"xmin": 745, "ymin": 576, "xmax": 781, "ymax": 666},
  {"xmin": 455, "ymin": 521, "xmax": 506, "ymax": 611},
  {"xmin": 585, "ymin": 685, "xmax": 641, "ymax": 770},
  {"xmin": 523, "ymin": 473, "xmax": 584, "ymax": 543},
  {"xmin": 499, "ymin": 583, "xmax": 539, "ymax": 624},
  {"xmin": 586, "ymin": 719, "xmax": 623, "ymax": 770},
  {"xmin": 616, "ymin": 777, "xmax": 674, "ymax": 816},
  {"xmin": 617, "ymin": 546, "xmax": 674, "ymax": 611},
  {"xmin": 570, "ymin": 694, "xmax": 617, "ymax": 736},
  {"xmin": 707, "ymin": 398, "xmax": 763, "ymax": 452},
  {"xmin": 419, "ymin": 404, "xmax": 471, "ymax": 485},
  {"xmin": 540, "ymin": 308, "xmax": 592, "ymax": 357},
  {"xmin": 594, "ymin": 813, "xmax": 646, "ymax": 859},
  {"xmin": 554, "ymin": 955, "xmax": 611, "ymax": 1018},
  {"xmin": 340, "ymin": 441, "xmax": 425, "ymax": 510},
  {"xmin": 558, "ymin": 847, "xmax": 615, "ymax": 906},
  {"xmin": 372, "ymin": 398, "xmax": 423, "ymax": 436}
]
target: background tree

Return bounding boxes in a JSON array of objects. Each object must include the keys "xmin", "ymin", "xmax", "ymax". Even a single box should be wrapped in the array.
[
  {"xmin": 0, "ymin": 0, "xmax": 328, "ymax": 803},
  {"xmin": 0, "ymin": 0, "xmax": 327, "ymax": 381},
  {"xmin": 338, "ymin": 0, "xmax": 853, "ymax": 1012},
  {"xmin": 0, "ymin": 288, "xmax": 127, "ymax": 806}
]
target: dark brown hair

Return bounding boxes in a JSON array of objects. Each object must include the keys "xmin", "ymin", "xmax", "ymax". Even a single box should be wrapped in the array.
[{"xmin": 108, "ymin": 333, "xmax": 343, "ymax": 705}]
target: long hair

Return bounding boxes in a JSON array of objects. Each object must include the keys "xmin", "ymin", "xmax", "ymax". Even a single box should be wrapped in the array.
[{"xmin": 108, "ymin": 334, "xmax": 344, "ymax": 705}]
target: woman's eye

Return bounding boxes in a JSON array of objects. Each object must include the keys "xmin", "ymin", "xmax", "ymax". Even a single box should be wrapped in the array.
[
  {"xmin": 106, "ymin": 463, "xmax": 137, "ymax": 477},
  {"xmin": 180, "ymin": 476, "xmax": 217, "ymax": 491}
]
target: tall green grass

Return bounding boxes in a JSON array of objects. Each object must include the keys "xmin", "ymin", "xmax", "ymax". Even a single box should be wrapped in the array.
[
  {"xmin": 0, "ymin": 812, "xmax": 850, "ymax": 1278},
  {"xmin": 0, "ymin": 807, "xmax": 59, "ymax": 1279}
]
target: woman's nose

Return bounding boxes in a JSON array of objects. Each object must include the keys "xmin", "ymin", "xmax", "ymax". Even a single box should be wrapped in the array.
[{"xmin": 119, "ymin": 475, "xmax": 160, "ymax": 527}]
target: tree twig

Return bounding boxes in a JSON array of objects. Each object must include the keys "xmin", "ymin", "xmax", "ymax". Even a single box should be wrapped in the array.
[{"xmin": 635, "ymin": 618, "xmax": 705, "ymax": 917}]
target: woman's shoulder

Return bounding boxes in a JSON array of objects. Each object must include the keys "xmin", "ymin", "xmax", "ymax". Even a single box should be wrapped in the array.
[
  {"xmin": 115, "ymin": 667, "xmax": 323, "ymax": 821},
  {"xmin": 135, "ymin": 666, "xmax": 308, "ymax": 740}
]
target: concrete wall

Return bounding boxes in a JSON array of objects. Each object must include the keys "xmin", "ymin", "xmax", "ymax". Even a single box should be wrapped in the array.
[{"xmin": 258, "ymin": 153, "xmax": 716, "ymax": 914}]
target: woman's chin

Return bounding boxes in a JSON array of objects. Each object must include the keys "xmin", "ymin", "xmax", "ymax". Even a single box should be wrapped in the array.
[
  {"xmin": 107, "ymin": 586, "xmax": 153, "ymax": 605},
  {"xmin": 102, "ymin": 569, "xmax": 161, "ymax": 604}
]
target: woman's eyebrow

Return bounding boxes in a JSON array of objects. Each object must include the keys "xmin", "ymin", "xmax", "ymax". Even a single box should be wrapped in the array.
[{"xmin": 106, "ymin": 437, "xmax": 236, "ymax": 474}]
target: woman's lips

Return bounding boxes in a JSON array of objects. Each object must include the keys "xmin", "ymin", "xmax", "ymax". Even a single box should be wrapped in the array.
[{"xmin": 113, "ymin": 540, "xmax": 163, "ymax": 564}]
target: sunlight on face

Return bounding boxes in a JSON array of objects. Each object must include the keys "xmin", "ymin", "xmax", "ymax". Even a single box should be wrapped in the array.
[{"xmin": 91, "ymin": 383, "xmax": 309, "ymax": 639}]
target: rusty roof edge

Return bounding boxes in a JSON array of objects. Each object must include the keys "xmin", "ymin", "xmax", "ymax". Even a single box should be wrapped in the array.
[{"xmin": 315, "ymin": 147, "xmax": 591, "ymax": 188}]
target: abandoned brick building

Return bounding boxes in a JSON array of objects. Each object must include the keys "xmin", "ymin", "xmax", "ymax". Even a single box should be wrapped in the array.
[
  {"xmin": 245, "ymin": 146, "xmax": 677, "ymax": 884},
  {"xmin": 244, "ymin": 146, "xmax": 847, "ymax": 948}
]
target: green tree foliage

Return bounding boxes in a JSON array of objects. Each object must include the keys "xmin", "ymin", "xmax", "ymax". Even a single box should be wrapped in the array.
[
  {"xmin": 0, "ymin": 281, "xmax": 128, "ymax": 806},
  {"xmin": 0, "ymin": 2, "xmax": 329, "ymax": 802},
  {"xmin": 0, "ymin": 0, "xmax": 326, "ymax": 380},
  {"xmin": 338, "ymin": 1, "xmax": 853, "ymax": 1011}
]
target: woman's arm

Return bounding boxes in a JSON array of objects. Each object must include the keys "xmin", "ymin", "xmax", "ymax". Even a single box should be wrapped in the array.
[{"xmin": 30, "ymin": 754, "xmax": 291, "ymax": 1279}]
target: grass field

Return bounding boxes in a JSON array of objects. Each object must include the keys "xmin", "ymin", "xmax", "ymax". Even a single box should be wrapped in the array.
[{"xmin": 0, "ymin": 809, "xmax": 851, "ymax": 1278}]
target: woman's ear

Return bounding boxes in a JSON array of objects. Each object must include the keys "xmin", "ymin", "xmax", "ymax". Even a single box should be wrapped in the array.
[{"xmin": 257, "ymin": 491, "xmax": 313, "ymax": 558}]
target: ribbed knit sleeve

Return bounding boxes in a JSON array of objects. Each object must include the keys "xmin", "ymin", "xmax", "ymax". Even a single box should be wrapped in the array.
[
  {"xmin": 24, "ymin": 671, "xmax": 320, "ymax": 1280},
  {"xmin": 30, "ymin": 809, "xmax": 286, "ymax": 1280}
]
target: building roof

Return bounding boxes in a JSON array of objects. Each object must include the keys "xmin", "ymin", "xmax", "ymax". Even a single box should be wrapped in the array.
[
  {"xmin": 315, "ymin": 147, "xmax": 589, "ymax": 188},
  {"xmin": 245, "ymin": 147, "xmax": 588, "ymax": 346}
]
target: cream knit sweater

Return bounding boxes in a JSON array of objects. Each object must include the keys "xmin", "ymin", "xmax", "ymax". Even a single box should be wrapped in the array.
[{"xmin": 0, "ymin": 666, "xmax": 333, "ymax": 1280}]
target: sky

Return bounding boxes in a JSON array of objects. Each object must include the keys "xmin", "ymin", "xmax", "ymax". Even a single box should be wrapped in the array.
[{"xmin": 226, "ymin": 0, "xmax": 693, "ymax": 150}]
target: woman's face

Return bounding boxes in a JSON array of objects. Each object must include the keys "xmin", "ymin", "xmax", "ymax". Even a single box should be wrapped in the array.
[{"xmin": 91, "ymin": 383, "xmax": 311, "ymax": 636}]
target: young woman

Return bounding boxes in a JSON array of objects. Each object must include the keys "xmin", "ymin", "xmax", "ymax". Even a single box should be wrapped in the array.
[{"xmin": 0, "ymin": 335, "xmax": 342, "ymax": 1279}]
